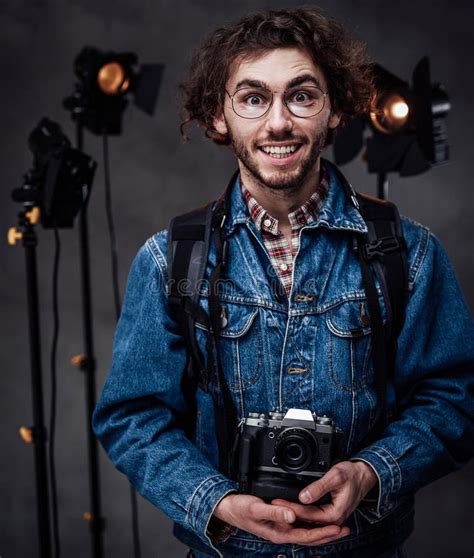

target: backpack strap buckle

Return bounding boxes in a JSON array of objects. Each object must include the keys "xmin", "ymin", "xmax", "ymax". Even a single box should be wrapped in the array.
[{"xmin": 362, "ymin": 235, "xmax": 406, "ymax": 260}]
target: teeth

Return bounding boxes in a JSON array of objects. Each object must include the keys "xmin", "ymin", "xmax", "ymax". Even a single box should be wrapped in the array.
[{"xmin": 261, "ymin": 145, "xmax": 298, "ymax": 156}]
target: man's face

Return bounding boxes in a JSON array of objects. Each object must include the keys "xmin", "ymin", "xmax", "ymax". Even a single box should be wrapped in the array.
[{"xmin": 213, "ymin": 48, "xmax": 341, "ymax": 193}]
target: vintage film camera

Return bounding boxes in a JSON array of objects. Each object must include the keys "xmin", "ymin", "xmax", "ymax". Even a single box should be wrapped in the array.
[{"xmin": 235, "ymin": 408, "xmax": 343, "ymax": 504}]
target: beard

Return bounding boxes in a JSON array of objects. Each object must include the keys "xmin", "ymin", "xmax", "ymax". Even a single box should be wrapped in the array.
[{"xmin": 227, "ymin": 121, "xmax": 329, "ymax": 194}]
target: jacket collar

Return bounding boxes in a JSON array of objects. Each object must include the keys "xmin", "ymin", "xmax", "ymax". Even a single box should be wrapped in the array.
[{"xmin": 223, "ymin": 159, "xmax": 368, "ymax": 237}]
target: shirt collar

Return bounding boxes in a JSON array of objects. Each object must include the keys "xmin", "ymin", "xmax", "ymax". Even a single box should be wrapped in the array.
[
  {"xmin": 223, "ymin": 158, "xmax": 368, "ymax": 237},
  {"xmin": 241, "ymin": 168, "xmax": 329, "ymax": 235}
]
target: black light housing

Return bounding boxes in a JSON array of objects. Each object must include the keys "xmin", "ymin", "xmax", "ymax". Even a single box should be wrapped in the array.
[
  {"xmin": 334, "ymin": 57, "xmax": 450, "ymax": 177},
  {"xmin": 11, "ymin": 118, "xmax": 96, "ymax": 228},
  {"xmin": 63, "ymin": 46, "xmax": 164, "ymax": 135}
]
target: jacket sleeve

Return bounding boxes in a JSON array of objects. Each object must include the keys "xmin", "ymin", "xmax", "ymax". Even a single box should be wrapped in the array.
[
  {"xmin": 351, "ymin": 230, "xmax": 474, "ymax": 521},
  {"xmin": 92, "ymin": 236, "xmax": 237, "ymax": 546}
]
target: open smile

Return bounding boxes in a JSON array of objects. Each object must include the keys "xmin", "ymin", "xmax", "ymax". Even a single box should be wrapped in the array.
[{"xmin": 257, "ymin": 143, "xmax": 303, "ymax": 163}]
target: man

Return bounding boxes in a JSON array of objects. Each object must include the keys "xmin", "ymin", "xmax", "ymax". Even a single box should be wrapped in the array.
[{"xmin": 93, "ymin": 8, "xmax": 474, "ymax": 558}]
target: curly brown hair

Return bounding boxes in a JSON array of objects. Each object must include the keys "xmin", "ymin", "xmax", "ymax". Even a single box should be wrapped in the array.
[{"xmin": 179, "ymin": 7, "xmax": 374, "ymax": 146}]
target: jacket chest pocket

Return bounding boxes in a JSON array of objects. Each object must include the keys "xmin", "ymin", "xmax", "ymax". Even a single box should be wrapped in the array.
[
  {"xmin": 324, "ymin": 299, "xmax": 373, "ymax": 391},
  {"xmin": 195, "ymin": 303, "xmax": 263, "ymax": 393}
]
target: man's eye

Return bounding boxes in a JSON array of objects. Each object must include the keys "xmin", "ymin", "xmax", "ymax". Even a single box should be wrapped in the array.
[
  {"xmin": 292, "ymin": 91, "xmax": 314, "ymax": 103},
  {"xmin": 245, "ymin": 95, "xmax": 265, "ymax": 105}
]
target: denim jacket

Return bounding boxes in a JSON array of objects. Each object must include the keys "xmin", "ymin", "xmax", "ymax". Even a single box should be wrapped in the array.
[{"xmin": 93, "ymin": 163, "xmax": 474, "ymax": 557}]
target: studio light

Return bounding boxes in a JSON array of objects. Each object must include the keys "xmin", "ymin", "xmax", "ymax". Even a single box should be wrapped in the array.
[
  {"xmin": 97, "ymin": 61, "xmax": 131, "ymax": 95},
  {"xmin": 62, "ymin": 46, "xmax": 164, "ymax": 556},
  {"xmin": 11, "ymin": 117, "xmax": 96, "ymax": 228},
  {"xmin": 64, "ymin": 46, "xmax": 164, "ymax": 135},
  {"xmin": 334, "ymin": 57, "xmax": 451, "ymax": 179},
  {"xmin": 370, "ymin": 93, "xmax": 410, "ymax": 134}
]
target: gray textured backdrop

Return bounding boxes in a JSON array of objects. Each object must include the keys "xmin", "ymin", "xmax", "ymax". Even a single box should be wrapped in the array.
[{"xmin": 1, "ymin": 0, "xmax": 473, "ymax": 557}]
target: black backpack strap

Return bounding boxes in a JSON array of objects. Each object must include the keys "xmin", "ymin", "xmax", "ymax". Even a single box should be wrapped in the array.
[
  {"xmin": 355, "ymin": 193, "xmax": 409, "ymax": 446},
  {"xmin": 357, "ymin": 240, "xmax": 388, "ymax": 436},
  {"xmin": 357, "ymin": 193, "xmax": 409, "ymax": 342},
  {"xmin": 207, "ymin": 221, "xmax": 238, "ymax": 475},
  {"xmin": 167, "ymin": 172, "xmax": 238, "ymax": 473},
  {"xmin": 168, "ymin": 202, "xmax": 215, "ymax": 435}
]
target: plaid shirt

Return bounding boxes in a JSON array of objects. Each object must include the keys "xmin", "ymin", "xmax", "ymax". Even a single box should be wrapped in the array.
[{"xmin": 241, "ymin": 169, "xmax": 328, "ymax": 297}]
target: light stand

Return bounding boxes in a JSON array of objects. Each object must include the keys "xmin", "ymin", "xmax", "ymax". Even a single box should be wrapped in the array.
[
  {"xmin": 71, "ymin": 120, "xmax": 106, "ymax": 557},
  {"xmin": 377, "ymin": 172, "xmax": 389, "ymax": 200},
  {"xmin": 9, "ymin": 118, "xmax": 96, "ymax": 557},
  {"xmin": 63, "ymin": 45, "xmax": 163, "ymax": 558},
  {"xmin": 9, "ymin": 207, "xmax": 53, "ymax": 558}
]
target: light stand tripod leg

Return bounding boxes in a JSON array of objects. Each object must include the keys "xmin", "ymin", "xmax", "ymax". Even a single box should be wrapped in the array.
[
  {"xmin": 76, "ymin": 122, "xmax": 105, "ymax": 558},
  {"xmin": 24, "ymin": 226, "xmax": 53, "ymax": 558},
  {"xmin": 377, "ymin": 172, "xmax": 389, "ymax": 200}
]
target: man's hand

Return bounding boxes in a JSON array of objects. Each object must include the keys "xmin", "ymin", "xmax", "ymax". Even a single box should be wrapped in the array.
[
  {"xmin": 213, "ymin": 493, "xmax": 350, "ymax": 545},
  {"xmin": 272, "ymin": 461, "xmax": 378, "ymax": 527}
]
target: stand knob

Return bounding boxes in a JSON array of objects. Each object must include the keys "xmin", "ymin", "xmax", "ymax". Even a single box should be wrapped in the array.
[
  {"xmin": 8, "ymin": 227, "xmax": 23, "ymax": 245},
  {"xmin": 71, "ymin": 354, "xmax": 87, "ymax": 367},
  {"xmin": 26, "ymin": 206, "xmax": 41, "ymax": 224},
  {"xmin": 83, "ymin": 512, "xmax": 94, "ymax": 522},
  {"xmin": 19, "ymin": 426, "xmax": 34, "ymax": 444}
]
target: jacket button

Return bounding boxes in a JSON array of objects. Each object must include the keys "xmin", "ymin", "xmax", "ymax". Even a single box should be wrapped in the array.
[
  {"xmin": 220, "ymin": 307, "xmax": 228, "ymax": 328},
  {"xmin": 360, "ymin": 302, "xmax": 370, "ymax": 326}
]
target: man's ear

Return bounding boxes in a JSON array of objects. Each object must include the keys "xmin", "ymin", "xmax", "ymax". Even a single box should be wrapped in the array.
[
  {"xmin": 213, "ymin": 111, "xmax": 228, "ymax": 136},
  {"xmin": 328, "ymin": 110, "xmax": 342, "ymax": 130}
]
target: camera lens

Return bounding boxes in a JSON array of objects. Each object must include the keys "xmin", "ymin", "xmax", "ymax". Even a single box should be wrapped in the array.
[
  {"xmin": 274, "ymin": 428, "xmax": 317, "ymax": 472},
  {"xmin": 286, "ymin": 443, "xmax": 303, "ymax": 460}
]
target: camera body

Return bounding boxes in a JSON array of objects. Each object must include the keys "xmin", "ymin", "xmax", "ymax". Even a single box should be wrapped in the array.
[{"xmin": 235, "ymin": 408, "xmax": 343, "ymax": 504}]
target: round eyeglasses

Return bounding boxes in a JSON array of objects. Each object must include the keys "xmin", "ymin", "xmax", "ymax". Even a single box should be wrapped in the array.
[{"xmin": 226, "ymin": 86, "xmax": 328, "ymax": 119}]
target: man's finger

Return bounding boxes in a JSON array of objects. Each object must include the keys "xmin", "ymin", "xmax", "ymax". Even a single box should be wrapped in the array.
[
  {"xmin": 299, "ymin": 467, "xmax": 347, "ymax": 504},
  {"xmin": 251, "ymin": 520, "xmax": 293, "ymax": 543},
  {"xmin": 264, "ymin": 523, "xmax": 347, "ymax": 546},
  {"xmin": 272, "ymin": 498, "xmax": 333, "ymax": 521},
  {"xmin": 272, "ymin": 497, "xmax": 343, "ymax": 524},
  {"xmin": 299, "ymin": 526, "xmax": 351, "ymax": 546},
  {"xmin": 284, "ymin": 524, "xmax": 350, "ymax": 545},
  {"xmin": 249, "ymin": 501, "xmax": 295, "ymax": 523}
]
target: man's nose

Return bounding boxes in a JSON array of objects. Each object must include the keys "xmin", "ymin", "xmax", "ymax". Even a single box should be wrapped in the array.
[{"xmin": 264, "ymin": 98, "xmax": 293, "ymax": 135}]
